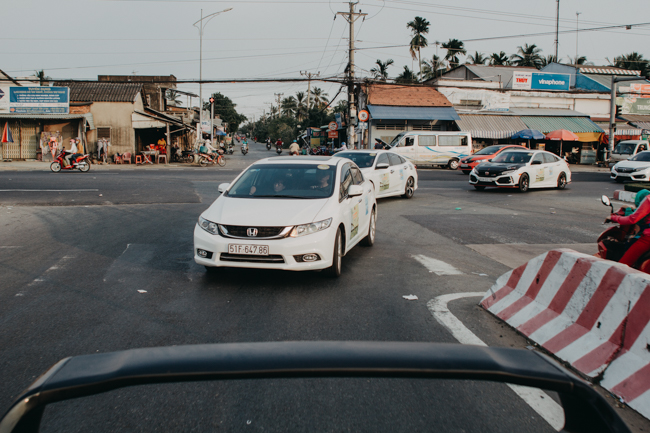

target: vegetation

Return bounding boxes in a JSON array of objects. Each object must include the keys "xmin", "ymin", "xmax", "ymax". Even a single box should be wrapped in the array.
[
  {"xmin": 510, "ymin": 44, "xmax": 544, "ymax": 68},
  {"xmin": 406, "ymin": 16, "xmax": 430, "ymax": 80},
  {"xmin": 395, "ymin": 66, "xmax": 417, "ymax": 84},
  {"xmin": 614, "ymin": 52, "xmax": 649, "ymax": 77},
  {"xmin": 489, "ymin": 52, "xmax": 510, "ymax": 66},
  {"xmin": 442, "ymin": 38, "xmax": 466, "ymax": 68},
  {"xmin": 467, "ymin": 51, "xmax": 488, "ymax": 65},
  {"xmin": 202, "ymin": 92, "xmax": 247, "ymax": 133},
  {"xmin": 34, "ymin": 69, "xmax": 51, "ymax": 86},
  {"xmin": 370, "ymin": 59, "xmax": 394, "ymax": 81}
]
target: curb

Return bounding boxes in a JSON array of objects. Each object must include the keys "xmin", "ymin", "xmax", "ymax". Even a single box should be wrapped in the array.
[{"xmin": 614, "ymin": 190, "xmax": 636, "ymax": 203}]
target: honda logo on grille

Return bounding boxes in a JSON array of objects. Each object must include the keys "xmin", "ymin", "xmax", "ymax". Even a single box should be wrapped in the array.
[
  {"xmin": 247, "ymin": 228, "xmax": 258, "ymax": 237},
  {"xmin": 485, "ymin": 172, "xmax": 489, "ymax": 175}
]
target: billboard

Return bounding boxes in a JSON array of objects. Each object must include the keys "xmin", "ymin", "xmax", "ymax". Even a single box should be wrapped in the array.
[
  {"xmin": 0, "ymin": 87, "xmax": 69, "ymax": 114},
  {"xmin": 512, "ymin": 72, "xmax": 570, "ymax": 91}
]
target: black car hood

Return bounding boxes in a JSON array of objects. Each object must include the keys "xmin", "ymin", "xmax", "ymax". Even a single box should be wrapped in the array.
[{"xmin": 474, "ymin": 162, "xmax": 525, "ymax": 176}]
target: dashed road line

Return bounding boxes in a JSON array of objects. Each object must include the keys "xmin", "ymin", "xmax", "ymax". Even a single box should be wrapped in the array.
[{"xmin": 412, "ymin": 254, "xmax": 463, "ymax": 275}]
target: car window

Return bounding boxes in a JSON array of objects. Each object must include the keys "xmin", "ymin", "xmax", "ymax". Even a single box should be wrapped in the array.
[
  {"xmin": 492, "ymin": 151, "xmax": 533, "ymax": 164},
  {"xmin": 532, "ymin": 154, "xmax": 545, "ymax": 164},
  {"xmin": 419, "ymin": 135, "xmax": 435, "ymax": 147},
  {"xmin": 227, "ymin": 164, "xmax": 335, "ymax": 199},
  {"xmin": 377, "ymin": 153, "xmax": 390, "ymax": 166},
  {"xmin": 388, "ymin": 153, "xmax": 402, "ymax": 166},
  {"xmin": 339, "ymin": 163, "xmax": 353, "ymax": 201},
  {"xmin": 614, "ymin": 143, "xmax": 635, "ymax": 154},
  {"xmin": 397, "ymin": 155, "xmax": 406, "ymax": 163},
  {"xmin": 474, "ymin": 145, "xmax": 502, "ymax": 155},
  {"xmin": 439, "ymin": 135, "xmax": 467, "ymax": 147},
  {"xmin": 336, "ymin": 151, "xmax": 376, "ymax": 168},
  {"xmin": 543, "ymin": 153, "xmax": 558, "ymax": 163},
  {"xmin": 351, "ymin": 166, "xmax": 364, "ymax": 185},
  {"xmin": 629, "ymin": 151, "xmax": 650, "ymax": 162}
]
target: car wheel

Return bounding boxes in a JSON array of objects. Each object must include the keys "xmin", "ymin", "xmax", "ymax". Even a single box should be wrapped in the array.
[
  {"xmin": 557, "ymin": 172, "xmax": 567, "ymax": 189},
  {"xmin": 50, "ymin": 162, "xmax": 61, "ymax": 173},
  {"xmin": 518, "ymin": 173, "xmax": 529, "ymax": 193},
  {"xmin": 402, "ymin": 177, "xmax": 415, "ymax": 199},
  {"xmin": 325, "ymin": 228, "xmax": 343, "ymax": 277},
  {"xmin": 78, "ymin": 161, "xmax": 90, "ymax": 172},
  {"xmin": 474, "ymin": 185, "xmax": 486, "ymax": 191},
  {"xmin": 448, "ymin": 159, "xmax": 459, "ymax": 170},
  {"xmin": 361, "ymin": 208, "xmax": 376, "ymax": 247}
]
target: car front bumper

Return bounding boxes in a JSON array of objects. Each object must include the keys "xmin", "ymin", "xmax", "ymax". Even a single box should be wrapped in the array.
[
  {"xmin": 193, "ymin": 224, "xmax": 336, "ymax": 271},
  {"xmin": 468, "ymin": 171, "xmax": 520, "ymax": 188},
  {"xmin": 611, "ymin": 170, "xmax": 650, "ymax": 181}
]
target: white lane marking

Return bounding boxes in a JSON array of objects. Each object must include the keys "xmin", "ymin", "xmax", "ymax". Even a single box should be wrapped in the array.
[
  {"xmin": 0, "ymin": 189, "xmax": 99, "ymax": 192},
  {"xmin": 0, "ymin": 246, "xmax": 21, "ymax": 248},
  {"xmin": 427, "ymin": 292, "xmax": 565, "ymax": 431},
  {"xmin": 412, "ymin": 254, "xmax": 463, "ymax": 275}
]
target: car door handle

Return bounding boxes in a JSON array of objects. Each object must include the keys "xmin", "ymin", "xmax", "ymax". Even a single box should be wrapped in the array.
[
  {"xmin": 390, "ymin": 170, "xmax": 395, "ymax": 173},
  {"xmin": 358, "ymin": 199, "xmax": 363, "ymax": 203}
]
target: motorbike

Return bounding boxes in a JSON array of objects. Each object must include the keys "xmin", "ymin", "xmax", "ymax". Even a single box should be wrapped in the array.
[
  {"xmin": 50, "ymin": 151, "xmax": 91, "ymax": 173},
  {"xmin": 172, "ymin": 146, "xmax": 195, "ymax": 163},
  {"xmin": 276, "ymin": 144, "xmax": 283, "ymax": 154},
  {"xmin": 198, "ymin": 150, "xmax": 226, "ymax": 167},
  {"xmin": 598, "ymin": 195, "xmax": 650, "ymax": 273},
  {"xmin": 241, "ymin": 143, "xmax": 248, "ymax": 155},
  {"xmin": 266, "ymin": 142, "xmax": 272, "ymax": 151}
]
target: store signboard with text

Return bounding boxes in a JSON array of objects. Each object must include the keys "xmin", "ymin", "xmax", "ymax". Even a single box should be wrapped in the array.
[
  {"xmin": 0, "ymin": 86, "xmax": 69, "ymax": 114},
  {"xmin": 512, "ymin": 72, "xmax": 570, "ymax": 91}
]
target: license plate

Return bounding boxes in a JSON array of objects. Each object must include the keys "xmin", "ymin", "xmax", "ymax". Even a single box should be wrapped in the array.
[
  {"xmin": 460, "ymin": 164, "xmax": 468, "ymax": 167},
  {"xmin": 478, "ymin": 177, "xmax": 493, "ymax": 182},
  {"xmin": 228, "ymin": 244, "xmax": 269, "ymax": 255}
]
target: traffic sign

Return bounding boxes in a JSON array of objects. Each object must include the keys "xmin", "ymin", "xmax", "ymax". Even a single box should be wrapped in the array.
[
  {"xmin": 328, "ymin": 121, "xmax": 338, "ymax": 131},
  {"xmin": 358, "ymin": 109, "xmax": 369, "ymax": 122},
  {"xmin": 328, "ymin": 130, "xmax": 338, "ymax": 138}
]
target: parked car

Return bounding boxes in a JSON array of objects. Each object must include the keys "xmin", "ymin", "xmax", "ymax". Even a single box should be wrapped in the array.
[
  {"xmin": 458, "ymin": 145, "xmax": 527, "ymax": 174},
  {"xmin": 387, "ymin": 131, "xmax": 472, "ymax": 170},
  {"xmin": 335, "ymin": 150, "xmax": 418, "ymax": 199},
  {"xmin": 608, "ymin": 140, "xmax": 649, "ymax": 167},
  {"xmin": 610, "ymin": 151, "xmax": 650, "ymax": 183},
  {"xmin": 194, "ymin": 156, "xmax": 377, "ymax": 277},
  {"xmin": 469, "ymin": 149, "xmax": 571, "ymax": 192}
]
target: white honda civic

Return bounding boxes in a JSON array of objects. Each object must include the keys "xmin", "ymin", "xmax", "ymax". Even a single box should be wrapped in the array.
[
  {"xmin": 335, "ymin": 150, "xmax": 418, "ymax": 199},
  {"xmin": 194, "ymin": 156, "xmax": 377, "ymax": 277}
]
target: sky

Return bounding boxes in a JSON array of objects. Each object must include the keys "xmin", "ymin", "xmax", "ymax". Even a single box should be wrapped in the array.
[{"xmin": 2, "ymin": 0, "xmax": 649, "ymax": 123}]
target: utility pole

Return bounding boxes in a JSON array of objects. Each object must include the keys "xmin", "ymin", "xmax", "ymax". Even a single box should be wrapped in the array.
[
  {"xmin": 301, "ymin": 71, "xmax": 320, "ymax": 109},
  {"xmin": 554, "ymin": 0, "xmax": 560, "ymax": 60},
  {"xmin": 337, "ymin": 2, "xmax": 366, "ymax": 149},
  {"xmin": 274, "ymin": 92, "xmax": 284, "ymax": 118},
  {"xmin": 575, "ymin": 12, "xmax": 582, "ymax": 63}
]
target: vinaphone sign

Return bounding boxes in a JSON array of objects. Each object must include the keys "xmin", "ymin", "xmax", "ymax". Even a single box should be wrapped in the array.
[{"xmin": 512, "ymin": 71, "xmax": 570, "ymax": 91}]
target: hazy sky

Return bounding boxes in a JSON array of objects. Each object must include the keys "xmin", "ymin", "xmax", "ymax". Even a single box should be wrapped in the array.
[{"xmin": 3, "ymin": 0, "xmax": 649, "ymax": 121}]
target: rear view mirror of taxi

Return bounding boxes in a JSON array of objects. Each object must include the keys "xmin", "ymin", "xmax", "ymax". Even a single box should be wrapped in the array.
[
  {"xmin": 348, "ymin": 185, "xmax": 363, "ymax": 197},
  {"xmin": 218, "ymin": 183, "xmax": 230, "ymax": 193},
  {"xmin": 376, "ymin": 163, "xmax": 389, "ymax": 170}
]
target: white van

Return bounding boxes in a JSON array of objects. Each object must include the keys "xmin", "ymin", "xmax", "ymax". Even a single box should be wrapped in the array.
[
  {"xmin": 608, "ymin": 140, "xmax": 649, "ymax": 167},
  {"xmin": 388, "ymin": 131, "xmax": 473, "ymax": 169}
]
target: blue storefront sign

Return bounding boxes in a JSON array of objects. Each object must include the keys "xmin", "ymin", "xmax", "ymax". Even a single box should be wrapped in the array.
[
  {"xmin": 9, "ymin": 87, "xmax": 69, "ymax": 114},
  {"xmin": 531, "ymin": 73, "xmax": 570, "ymax": 91}
]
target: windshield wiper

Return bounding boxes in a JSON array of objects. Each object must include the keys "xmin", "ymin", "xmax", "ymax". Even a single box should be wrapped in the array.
[{"xmin": 253, "ymin": 194, "xmax": 305, "ymax": 199}]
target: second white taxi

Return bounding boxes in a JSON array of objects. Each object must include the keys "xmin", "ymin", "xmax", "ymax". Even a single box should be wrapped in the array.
[
  {"xmin": 335, "ymin": 150, "xmax": 418, "ymax": 199},
  {"xmin": 194, "ymin": 156, "xmax": 377, "ymax": 277}
]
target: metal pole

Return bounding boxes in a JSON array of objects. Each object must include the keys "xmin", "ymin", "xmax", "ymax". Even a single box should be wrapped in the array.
[
  {"xmin": 555, "ymin": 0, "xmax": 560, "ymax": 60},
  {"xmin": 199, "ymin": 9, "xmax": 203, "ymax": 145},
  {"xmin": 348, "ymin": 2, "xmax": 355, "ymax": 150},
  {"xmin": 575, "ymin": 12, "xmax": 581, "ymax": 62},
  {"xmin": 210, "ymin": 97, "xmax": 214, "ymax": 147},
  {"xmin": 609, "ymin": 75, "xmax": 616, "ymax": 159},
  {"xmin": 166, "ymin": 123, "xmax": 170, "ymax": 164}
]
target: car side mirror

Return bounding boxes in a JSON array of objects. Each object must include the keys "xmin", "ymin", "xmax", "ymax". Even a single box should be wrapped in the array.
[
  {"xmin": 218, "ymin": 183, "xmax": 230, "ymax": 193},
  {"xmin": 487, "ymin": 159, "xmax": 492, "ymax": 162},
  {"xmin": 376, "ymin": 163, "xmax": 389, "ymax": 170},
  {"xmin": 531, "ymin": 160, "xmax": 542, "ymax": 165},
  {"xmin": 348, "ymin": 185, "xmax": 363, "ymax": 198}
]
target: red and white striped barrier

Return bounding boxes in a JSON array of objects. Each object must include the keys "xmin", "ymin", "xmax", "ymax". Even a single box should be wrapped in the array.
[{"xmin": 481, "ymin": 249, "xmax": 650, "ymax": 419}]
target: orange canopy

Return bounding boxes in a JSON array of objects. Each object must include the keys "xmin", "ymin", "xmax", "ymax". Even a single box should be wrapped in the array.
[{"xmin": 545, "ymin": 129, "xmax": 580, "ymax": 141}]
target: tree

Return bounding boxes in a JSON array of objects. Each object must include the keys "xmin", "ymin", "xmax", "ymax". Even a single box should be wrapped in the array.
[
  {"xmin": 281, "ymin": 96, "xmax": 297, "ymax": 117},
  {"xmin": 442, "ymin": 39, "xmax": 466, "ymax": 68},
  {"xmin": 467, "ymin": 51, "xmax": 487, "ymax": 65},
  {"xmin": 294, "ymin": 91, "xmax": 308, "ymax": 121},
  {"xmin": 395, "ymin": 66, "xmax": 417, "ymax": 84},
  {"xmin": 310, "ymin": 87, "xmax": 329, "ymax": 109},
  {"xmin": 202, "ymin": 92, "xmax": 247, "ymax": 132},
  {"xmin": 421, "ymin": 55, "xmax": 446, "ymax": 80},
  {"xmin": 568, "ymin": 55, "xmax": 592, "ymax": 65},
  {"xmin": 370, "ymin": 59, "xmax": 394, "ymax": 81},
  {"xmin": 34, "ymin": 69, "xmax": 50, "ymax": 86},
  {"xmin": 489, "ymin": 52, "xmax": 510, "ymax": 66},
  {"xmin": 331, "ymin": 100, "xmax": 348, "ymax": 115},
  {"xmin": 614, "ymin": 52, "xmax": 649, "ymax": 77},
  {"xmin": 510, "ymin": 44, "xmax": 544, "ymax": 69},
  {"xmin": 165, "ymin": 89, "xmax": 181, "ymax": 106},
  {"xmin": 406, "ymin": 16, "xmax": 430, "ymax": 80}
]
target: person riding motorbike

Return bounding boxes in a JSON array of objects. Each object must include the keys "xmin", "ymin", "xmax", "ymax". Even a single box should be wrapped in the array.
[
  {"xmin": 63, "ymin": 139, "xmax": 80, "ymax": 167},
  {"xmin": 289, "ymin": 140, "xmax": 300, "ymax": 156},
  {"xmin": 606, "ymin": 189, "xmax": 650, "ymax": 267}
]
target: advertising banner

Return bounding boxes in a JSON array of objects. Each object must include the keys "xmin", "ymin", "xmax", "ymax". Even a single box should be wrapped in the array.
[
  {"xmin": 6, "ymin": 87, "xmax": 69, "ymax": 114},
  {"xmin": 0, "ymin": 87, "xmax": 8, "ymax": 113},
  {"xmin": 512, "ymin": 72, "xmax": 570, "ymax": 91},
  {"xmin": 619, "ymin": 95, "xmax": 650, "ymax": 115}
]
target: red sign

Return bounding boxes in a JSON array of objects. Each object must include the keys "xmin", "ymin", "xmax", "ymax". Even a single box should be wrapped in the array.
[
  {"xmin": 358, "ymin": 109, "xmax": 369, "ymax": 122},
  {"xmin": 328, "ymin": 122, "xmax": 338, "ymax": 131},
  {"xmin": 328, "ymin": 130, "xmax": 338, "ymax": 138}
]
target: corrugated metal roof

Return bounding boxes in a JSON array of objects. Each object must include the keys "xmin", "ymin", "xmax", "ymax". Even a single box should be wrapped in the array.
[
  {"xmin": 456, "ymin": 115, "xmax": 528, "ymax": 139},
  {"xmin": 464, "ymin": 65, "xmax": 537, "ymax": 87},
  {"xmin": 508, "ymin": 108, "xmax": 587, "ymax": 117},
  {"xmin": 521, "ymin": 116, "xmax": 603, "ymax": 133},
  {"xmin": 632, "ymin": 122, "xmax": 650, "ymax": 131},
  {"xmin": 620, "ymin": 114, "xmax": 650, "ymax": 123},
  {"xmin": 53, "ymin": 81, "xmax": 143, "ymax": 102},
  {"xmin": 0, "ymin": 113, "xmax": 94, "ymax": 129},
  {"xmin": 578, "ymin": 67, "xmax": 640, "ymax": 75},
  {"xmin": 595, "ymin": 123, "xmax": 642, "ymax": 135},
  {"xmin": 367, "ymin": 105, "xmax": 459, "ymax": 121}
]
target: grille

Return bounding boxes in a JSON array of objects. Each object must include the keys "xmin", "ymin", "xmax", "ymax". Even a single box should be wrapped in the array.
[
  {"xmin": 221, "ymin": 225, "xmax": 286, "ymax": 238},
  {"xmin": 617, "ymin": 167, "xmax": 634, "ymax": 173},
  {"xmin": 220, "ymin": 253, "xmax": 285, "ymax": 263}
]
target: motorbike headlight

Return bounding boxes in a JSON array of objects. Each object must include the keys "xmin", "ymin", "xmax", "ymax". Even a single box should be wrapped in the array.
[
  {"xmin": 290, "ymin": 218, "xmax": 332, "ymax": 237},
  {"xmin": 198, "ymin": 216, "xmax": 219, "ymax": 235}
]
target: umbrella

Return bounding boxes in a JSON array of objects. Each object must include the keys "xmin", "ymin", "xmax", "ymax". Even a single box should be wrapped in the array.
[
  {"xmin": 215, "ymin": 130, "xmax": 227, "ymax": 136},
  {"xmin": 1, "ymin": 122, "xmax": 14, "ymax": 143},
  {"xmin": 511, "ymin": 129, "xmax": 545, "ymax": 149},
  {"xmin": 545, "ymin": 129, "xmax": 579, "ymax": 160}
]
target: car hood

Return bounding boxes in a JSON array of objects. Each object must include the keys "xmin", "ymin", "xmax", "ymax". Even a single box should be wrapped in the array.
[
  {"xmin": 462, "ymin": 155, "xmax": 490, "ymax": 163},
  {"xmin": 474, "ymin": 162, "xmax": 526, "ymax": 175},
  {"xmin": 614, "ymin": 160, "xmax": 650, "ymax": 170},
  {"xmin": 203, "ymin": 196, "xmax": 330, "ymax": 226}
]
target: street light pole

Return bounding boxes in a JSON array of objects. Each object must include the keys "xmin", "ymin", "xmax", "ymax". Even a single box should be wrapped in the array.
[
  {"xmin": 194, "ymin": 7, "xmax": 232, "ymax": 146},
  {"xmin": 575, "ymin": 12, "xmax": 582, "ymax": 63},
  {"xmin": 210, "ymin": 97, "xmax": 215, "ymax": 146}
]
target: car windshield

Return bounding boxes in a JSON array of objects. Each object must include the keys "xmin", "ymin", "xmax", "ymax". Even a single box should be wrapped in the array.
[
  {"xmin": 474, "ymin": 146, "xmax": 503, "ymax": 155},
  {"xmin": 629, "ymin": 152, "xmax": 650, "ymax": 162},
  {"xmin": 226, "ymin": 163, "xmax": 336, "ymax": 199},
  {"xmin": 389, "ymin": 133, "xmax": 405, "ymax": 147},
  {"xmin": 491, "ymin": 151, "xmax": 534, "ymax": 164},
  {"xmin": 614, "ymin": 143, "xmax": 636, "ymax": 154},
  {"xmin": 336, "ymin": 152, "xmax": 377, "ymax": 168}
]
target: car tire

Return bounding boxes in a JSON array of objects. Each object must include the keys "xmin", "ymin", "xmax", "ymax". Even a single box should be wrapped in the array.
[
  {"xmin": 448, "ymin": 159, "xmax": 459, "ymax": 170},
  {"xmin": 557, "ymin": 172, "xmax": 567, "ymax": 189},
  {"xmin": 402, "ymin": 177, "xmax": 415, "ymax": 199},
  {"xmin": 474, "ymin": 185, "xmax": 486, "ymax": 191},
  {"xmin": 518, "ymin": 173, "xmax": 529, "ymax": 193},
  {"xmin": 50, "ymin": 162, "xmax": 61, "ymax": 173},
  {"xmin": 325, "ymin": 228, "xmax": 343, "ymax": 277},
  {"xmin": 361, "ymin": 208, "xmax": 376, "ymax": 247}
]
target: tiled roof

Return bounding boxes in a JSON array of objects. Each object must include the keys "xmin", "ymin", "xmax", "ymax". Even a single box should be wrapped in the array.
[
  {"xmin": 364, "ymin": 84, "xmax": 451, "ymax": 107},
  {"xmin": 53, "ymin": 81, "xmax": 143, "ymax": 102},
  {"xmin": 576, "ymin": 65, "xmax": 640, "ymax": 75}
]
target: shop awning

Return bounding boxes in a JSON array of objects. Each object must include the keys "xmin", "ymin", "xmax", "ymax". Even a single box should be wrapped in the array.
[
  {"xmin": 367, "ymin": 105, "xmax": 460, "ymax": 121},
  {"xmin": 595, "ymin": 123, "xmax": 643, "ymax": 136},
  {"xmin": 520, "ymin": 116, "xmax": 603, "ymax": 134},
  {"xmin": 455, "ymin": 115, "xmax": 528, "ymax": 139},
  {"xmin": 0, "ymin": 113, "xmax": 94, "ymax": 130}
]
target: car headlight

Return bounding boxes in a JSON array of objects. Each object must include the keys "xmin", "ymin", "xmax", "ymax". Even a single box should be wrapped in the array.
[
  {"xmin": 290, "ymin": 218, "xmax": 332, "ymax": 237},
  {"xmin": 500, "ymin": 170, "xmax": 516, "ymax": 175},
  {"xmin": 198, "ymin": 216, "xmax": 219, "ymax": 235},
  {"xmin": 634, "ymin": 167, "xmax": 650, "ymax": 172}
]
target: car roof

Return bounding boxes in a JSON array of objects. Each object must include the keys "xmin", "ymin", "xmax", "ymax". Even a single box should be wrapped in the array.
[
  {"xmin": 254, "ymin": 156, "xmax": 341, "ymax": 166},
  {"xmin": 334, "ymin": 150, "xmax": 390, "ymax": 154}
]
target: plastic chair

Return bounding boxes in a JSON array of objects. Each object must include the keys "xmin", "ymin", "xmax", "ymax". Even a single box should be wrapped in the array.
[
  {"xmin": 135, "ymin": 154, "xmax": 143, "ymax": 164},
  {"xmin": 156, "ymin": 154, "xmax": 167, "ymax": 164},
  {"xmin": 122, "ymin": 152, "xmax": 132, "ymax": 164}
]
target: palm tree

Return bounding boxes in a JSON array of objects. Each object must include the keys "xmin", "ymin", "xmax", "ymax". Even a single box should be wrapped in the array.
[
  {"xmin": 441, "ymin": 39, "xmax": 466, "ymax": 69},
  {"xmin": 295, "ymin": 92, "xmax": 308, "ymax": 121},
  {"xmin": 421, "ymin": 55, "xmax": 446, "ymax": 80},
  {"xmin": 467, "ymin": 51, "xmax": 487, "ymax": 65},
  {"xmin": 269, "ymin": 105, "xmax": 279, "ymax": 119},
  {"xmin": 332, "ymin": 100, "xmax": 348, "ymax": 114},
  {"xmin": 370, "ymin": 59, "xmax": 394, "ymax": 81},
  {"xmin": 568, "ymin": 55, "xmax": 592, "ymax": 65},
  {"xmin": 395, "ymin": 66, "xmax": 417, "ymax": 84},
  {"xmin": 510, "ymin": 44, "xmax": 544, "ymax": 69},
  {"xmin": 489, "ymin": 52, "xmax": 510, "ymax": 66},
  {"xmin": 281, "ymin": 96, "xmax": 297, "ymax": 117},
  {"xmin": 539, "ymin": 55, "xmax": 558, "ymax": 67},
  {"xmin": 614, "ymin": 52, "xmax": 649, "ymax": 76},
  {"xmin": 165, "ymin": 89, "xmax": 181, "ymax": 106},
  {"xmin": 310, "ymin": 87, "xmax": 329, "ymax": 109},
  {"xmin": 406, "ymin": 16, "xmax": 430, "ymax": 81},
  {"xmin": 34, "ymin": 69, "xmax": 50, "ymax": 86}
]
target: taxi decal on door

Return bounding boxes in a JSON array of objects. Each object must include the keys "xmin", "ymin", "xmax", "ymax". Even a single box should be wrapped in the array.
[
  {"xmin": 380, "ymin": 173, "xmax": 390, "ymax": 191},
  {"xmin": 351, "ymin": 204, "xmax": 359, "ymax": 238}
]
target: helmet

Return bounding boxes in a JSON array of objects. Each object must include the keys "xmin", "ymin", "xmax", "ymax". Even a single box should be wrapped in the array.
[
  {"xmin": 341, "ymin": 142, "xmax": 346, "ymax": 146},
  {"xmin": 293, "ymin": 139, "xmax": 297, "ymax": 142}
]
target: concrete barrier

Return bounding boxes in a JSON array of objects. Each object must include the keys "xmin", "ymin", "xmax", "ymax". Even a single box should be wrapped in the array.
[{"xmin": 481, "ymin": 249, "xmax": 650, "ymax": 419}]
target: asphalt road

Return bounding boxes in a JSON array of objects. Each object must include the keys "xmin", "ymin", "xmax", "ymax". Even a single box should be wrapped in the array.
[{"xmin": 0, "ymin": 143, "xmax": 647, "ymax": 432}]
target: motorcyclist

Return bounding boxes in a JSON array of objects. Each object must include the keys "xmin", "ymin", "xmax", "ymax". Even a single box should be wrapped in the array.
[
  {"xmin": 64, "ymin": 139, "xmax": 79, "ymax": 167},
  {"xmin": 276, "ymin": 139, "xmax": 283, "ymax": 149},
  {"xmin": 289, "ymin": 140, "xmax": 300, "ymax": 156},
  {"xmin": 204, "ymin": 139, "xmax": 218, "ymax": 155},
  {"xmin": 606, "ymin": 189, "xmax": 650, "ymax": 267}
]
